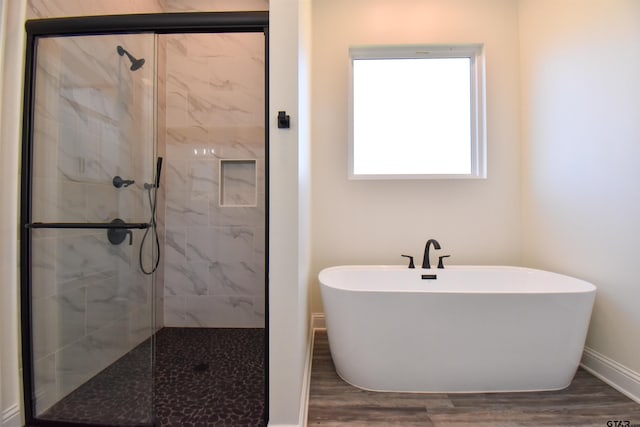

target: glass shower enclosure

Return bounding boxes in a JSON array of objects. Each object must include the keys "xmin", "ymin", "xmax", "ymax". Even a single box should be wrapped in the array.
[{"xmin": 20, "ymin": 12, "xmax": 269, "ymax": 427}]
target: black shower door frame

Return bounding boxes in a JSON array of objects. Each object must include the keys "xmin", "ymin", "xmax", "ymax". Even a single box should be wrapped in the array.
[{"xmin": 20, "ymin": 11, "xmax": 270, "ymax": 427}]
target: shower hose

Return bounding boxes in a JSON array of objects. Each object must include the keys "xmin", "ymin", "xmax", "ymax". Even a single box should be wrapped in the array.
[{"xmin": 139, "ymin": 183, "xmax": 160, "ymax": 275}]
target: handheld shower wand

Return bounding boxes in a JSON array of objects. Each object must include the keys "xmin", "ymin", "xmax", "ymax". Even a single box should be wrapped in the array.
[
  {"xmin": 143, "ymin": 157, "xmax": 163, "ymax": 190},
  {"xmin": 139, "ymin": 157, "xmax": 163, "ymax": 275}
]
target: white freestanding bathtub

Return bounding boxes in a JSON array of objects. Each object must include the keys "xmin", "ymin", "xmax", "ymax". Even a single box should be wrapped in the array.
[{"xmin": 318, "ymin": 265, "xmax": 596, "ymax": 393}]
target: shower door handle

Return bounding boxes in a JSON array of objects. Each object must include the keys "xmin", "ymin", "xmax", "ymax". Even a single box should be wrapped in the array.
[{"xmin": 25, "ymin": 222, "xmax": 150, "ymax": 229}]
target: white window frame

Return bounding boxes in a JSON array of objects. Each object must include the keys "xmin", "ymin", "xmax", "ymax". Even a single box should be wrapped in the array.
[{"xmin": 348, "ymin": 44, "xmax": 486, "ymax": 180}]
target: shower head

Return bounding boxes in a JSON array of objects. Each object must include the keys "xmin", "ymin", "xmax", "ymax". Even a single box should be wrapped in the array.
[{"xmin": 117, "ymin": 45, "xmax": 145, "ymax": 71}]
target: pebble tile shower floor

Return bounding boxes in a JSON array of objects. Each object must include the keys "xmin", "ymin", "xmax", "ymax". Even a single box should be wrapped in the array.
[{"xmin": 40, "ymin": 327, "xmax": 266, "ymax": 426}]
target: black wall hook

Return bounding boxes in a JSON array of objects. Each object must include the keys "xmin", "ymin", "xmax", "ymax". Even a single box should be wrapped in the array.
[{"xmin": 277, "ymin": 111, "xmax": 290, "ymax": 129}]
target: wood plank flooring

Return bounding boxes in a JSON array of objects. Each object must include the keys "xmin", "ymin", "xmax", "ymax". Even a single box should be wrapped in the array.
[{"xmin": 307, "ymin": 330, "xmax": 640, "ymax": 426}]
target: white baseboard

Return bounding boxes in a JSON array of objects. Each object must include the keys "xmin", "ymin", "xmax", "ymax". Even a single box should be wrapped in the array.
[
  {"xmin": 311, "ymin": 312, "xmax": 325, "ymax": 330},
  {"xmin": 290, "ymin": 313, "xmax": 327, "ymax": 427},
  {"xmin": 580, "ymin": 347, "xmax": 640, "ymax": 404},
  {"xmin": 297, "ymin": 316, "xmax": 317, "ymax": 427},
  {"xmin": 2, "ymin": 404, "xmax": 21, "ymax": 427},
  {"xmin": 268, "ymin": 325, "xmax": 314, "ymax": 427}
]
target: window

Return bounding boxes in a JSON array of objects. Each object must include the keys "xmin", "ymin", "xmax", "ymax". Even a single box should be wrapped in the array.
[{"xmin": 349, "ymin": 44, "xmax": 486, "ymax": 179}]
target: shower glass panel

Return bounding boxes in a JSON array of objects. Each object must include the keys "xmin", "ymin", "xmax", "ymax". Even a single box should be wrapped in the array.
[
  {"xmin": 28, "ymin": 33, "xmax": 157, "ymax": 425},
  {"xmin": 161, "ymin": 32, "xmax": 266, "ymax": 328}
]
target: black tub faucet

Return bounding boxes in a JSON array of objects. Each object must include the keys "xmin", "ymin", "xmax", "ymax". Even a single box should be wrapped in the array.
[{"xmin": 422, "ymin": 239, "xmax": 441, "ymax": 269}]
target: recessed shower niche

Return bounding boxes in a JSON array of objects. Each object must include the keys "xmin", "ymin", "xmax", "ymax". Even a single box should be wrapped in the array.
[{"xmin": 220, "ymin": 159, "xmax": 258, "ymax": 207}]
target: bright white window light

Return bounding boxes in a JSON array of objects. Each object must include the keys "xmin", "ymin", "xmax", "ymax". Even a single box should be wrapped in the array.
[{"xmin": 349, "ymin": 45, "xmax": 486, "ymax": 179}]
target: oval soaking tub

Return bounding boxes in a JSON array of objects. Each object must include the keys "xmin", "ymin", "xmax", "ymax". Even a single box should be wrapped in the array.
[{"xmin": 318, "ymin": 265, "xmax": 596, "ymax": 393}]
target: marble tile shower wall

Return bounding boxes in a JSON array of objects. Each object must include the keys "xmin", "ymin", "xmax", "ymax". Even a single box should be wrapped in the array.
[
  {"xmin": 27, "ymin": 0, "xmax": 268, "ymax": 19},
  {"xmin": 27, "ymin": 0, "xmax": 164, "ymax": 19},
  {"xmin": 29, "ymin": 35, "xmax": 158, "ymax": 413},
  {"xmin": 162, "ymin": 33, "xmax": 265, "ymax": 328}
]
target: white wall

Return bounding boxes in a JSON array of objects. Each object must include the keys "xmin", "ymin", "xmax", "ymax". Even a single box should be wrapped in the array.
[
  {"xmin": 268, "ymin": 0, "xmax": 312, "ymax": 425},
  {"xmin": 310, "ymin": 0, "xmax": 522, "ymax": 312},
  {"xmin": 519, "ymin": 0, "xmax": 640, "ymax": 375},
  {"xmin": 0, "ymin": 1, "xmax": 25, "ymax": 426}
]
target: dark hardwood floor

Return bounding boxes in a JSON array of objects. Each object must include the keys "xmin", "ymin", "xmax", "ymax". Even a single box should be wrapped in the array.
[{"xmin": 307, "ymin": 330, "xmax": 640, "ymax": 426}]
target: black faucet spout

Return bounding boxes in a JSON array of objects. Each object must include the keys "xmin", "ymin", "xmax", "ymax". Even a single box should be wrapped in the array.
[{"xmin": 422, "ymin": 239, "xmax": 441, "ymax": 269}]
